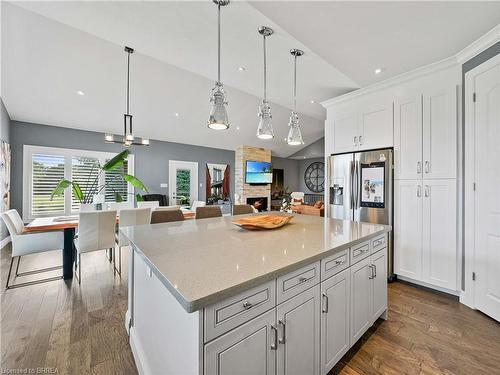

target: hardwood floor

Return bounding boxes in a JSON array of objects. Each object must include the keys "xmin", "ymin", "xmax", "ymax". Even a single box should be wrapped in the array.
[{"xmin": 1, "ymin": 242, "xmax": 499, "ymax": 375}]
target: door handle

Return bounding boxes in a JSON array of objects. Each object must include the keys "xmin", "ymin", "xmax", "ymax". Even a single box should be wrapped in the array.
[
  {"xmin": 373, "ymin": 264, "xmax": 377, "ymax": 278},
  {"xmin": 270, "ymin": 324, "xmax": 278, "ymax": 350},
  {"xmin": 417, "ymin": 185, "xmax": 422, "ymax": 197},
  {"xmin": 424, "ymin": 161, "xmax": 430, "ymax": 173},
  {"xmin": 322, "ymin": 293, "xmax": 329, "ymax": 313},
  {"xmin": 424, "ymin": 185, "xmax": 430, "ymax": 197},
  {"xmin": 278, "ymin": 319, "xmax": 286, "ymax": 344},
  {"xmin": 417, "ymin": 161, "xmax": 422, "ymax": 174},
  {"xmin": 368, "ymin": 265, "xmax": 375, "ymax": 279},
  {"xmin": 350, "ymin": 161, "xmax": 355, "ymax": 209},
  {"xmin": 354, "ymin": 161, "xmax": 360, "ymax": 209},
  {"xmin": 359, "ymin": 135, "xmax": 363, "ymax": 145},
  {"xmin": 353, "ymin": 136, "xmax": 358, "ymax": 146}
]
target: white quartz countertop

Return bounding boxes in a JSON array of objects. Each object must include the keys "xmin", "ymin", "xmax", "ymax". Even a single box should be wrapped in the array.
[{"xmin": 122, "ymin": 213, "xmax": 390, "ymax": 313}]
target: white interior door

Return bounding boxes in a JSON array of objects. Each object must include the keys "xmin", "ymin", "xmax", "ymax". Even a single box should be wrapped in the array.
[
  {"xmin": 468, "ymin": 54, "xmax": 500, "ymax": 322},
  {"xmin": 168, "ymin": 160, "xmax": 198, "ymax": 205}
]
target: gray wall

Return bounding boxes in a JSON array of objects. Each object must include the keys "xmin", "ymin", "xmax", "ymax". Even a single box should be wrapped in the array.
[
  {"xmin": 1, "ymin": 98, "xmax": 11, "ymax": 241},
  {"xmin": 289, "ymin": 137, "xmax": 325, "ymax": 159},
  {"xmin": 299, "ymin": 157, "xmax": 325, "ymax": 194},
  {"xmin": 10, "ymin": 121, "xmax": 235, "ymax": 217},
  {"xmin": 460, "ymin": 41, "xmax": 500, "ymax": 290},
  {"xmin": 271, "ymin": 157, "xmax": 300, "ymax": 192}
]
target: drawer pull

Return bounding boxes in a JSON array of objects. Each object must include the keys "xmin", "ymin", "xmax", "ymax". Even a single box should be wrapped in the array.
[
  {"xmin": 334, "ymin": 259, "xmax": 344, "ymax": 266},
  {"xmin": 373, "ymin": 239, "xmax": 383, "ymax": 247},
  {"xmin": 242, "ymin": 301, "xmax": 253, "ymax": 310},
  {"xmin": 298, "ymin": 276, "xmax": 309, "ymax": 283}
]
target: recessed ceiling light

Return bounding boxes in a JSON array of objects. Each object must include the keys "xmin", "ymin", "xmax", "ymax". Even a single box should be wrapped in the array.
[
  {"xmin": 175, "ymin": 112, "xmax": 179, "ymax": 117},
  {"xmin": 310, "ymin": 100, "xmax": 316, "ymax": 104},
  {"xmin": 236, "ymin": 126, "xmax": 240, "ymax": 130},
  {"xmin": 238, "ymin": 66, "xmax": 246, "ymax": 71},
  {"xmin": 374, "ymin": 68, "xmax": 384, "ymax": 75},
  {"xmin": 77, "ymin": 90, "xmax": 85, "ymax": 96}
]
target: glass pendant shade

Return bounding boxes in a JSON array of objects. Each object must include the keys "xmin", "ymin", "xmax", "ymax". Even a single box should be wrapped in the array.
[
  {"xmin": 208, "ymin": 83, "xmax": 229, "ymax": 130},
  {"xmin": 287, "ymin": 111, "xmax": 304, "ymax": 146},
  {"xmin": 257, "ymin": 100, "xmax": 273, "ymax": 139}
]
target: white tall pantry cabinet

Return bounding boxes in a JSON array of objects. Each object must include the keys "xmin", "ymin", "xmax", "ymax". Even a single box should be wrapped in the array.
[{"xmin": 324, "ymin": 65, "xmax": 460, "ymax": 293}]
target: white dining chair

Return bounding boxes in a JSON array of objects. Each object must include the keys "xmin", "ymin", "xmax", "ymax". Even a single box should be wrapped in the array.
[
  {"xmin": 73, "ymin": 210, "xmax": 117, "ymax": 284},
  {"xmin": 115, "ymin": 208, "xmax": 151, "ymax": 275},
  {"xmin": 137, "ymin": 201, "xmax": 160, "ymax": 209},
  {"xmin": 191, "ymin": 200, "xmax": 206, "ymax": 211},
  {"xmin": 106, "ymin": 201, "xmax": 134, "ymax": 211},
  {"xmin": 1, "ymin": 209, "xmax": 64, "ymax": 289}
]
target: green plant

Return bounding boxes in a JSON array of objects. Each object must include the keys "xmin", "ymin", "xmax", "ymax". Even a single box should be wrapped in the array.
[{"xmin": 50, "ymin": 150, "xmax": 149, "ymax": 204}]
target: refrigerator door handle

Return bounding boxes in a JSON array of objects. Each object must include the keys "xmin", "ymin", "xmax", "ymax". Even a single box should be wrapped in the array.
[
  {"xmin": 349, "ymin": 160, "xmax": 355, "ymax": 209},
  {"xmin": 354, "ymin": 161, "xmax": 360, "ymax": 210}
]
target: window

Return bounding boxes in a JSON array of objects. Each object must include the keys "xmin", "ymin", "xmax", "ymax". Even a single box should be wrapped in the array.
[{"xmin": 23, "ymin": 146, "xmax": 135, "ymax": 220}]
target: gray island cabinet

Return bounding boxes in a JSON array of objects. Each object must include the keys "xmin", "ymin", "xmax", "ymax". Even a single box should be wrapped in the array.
[{"xmin": 121, "ymin": 214, "xmax": 390, "ymax": 375}]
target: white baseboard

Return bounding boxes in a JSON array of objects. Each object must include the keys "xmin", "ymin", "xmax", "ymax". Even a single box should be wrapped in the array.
[
  {"xmin": 0, "ymin": 236, "xmax": 11, "ymax": 249},
  {"xmin": 397, "ymin": 275, "xmax": 460, "ymax": 297},
  {"xmin": 125, "ymin": 310, "xmax": 131, "ymax": 335}
]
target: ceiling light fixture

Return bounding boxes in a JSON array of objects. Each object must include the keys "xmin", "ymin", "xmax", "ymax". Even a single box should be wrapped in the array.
[
  {"xmin": 105, "ymin": 46, "xmax": 149, "ymax": 147},
  {"xmin": 310, "ymin": 100, "xmax": 316, "ymax": 104},
  {"xmin": 287, "ymin": 49, "xmax": 304, "ymax": 146},
  {"xmin": 175, "ymin": 112, "xmax": 179, "ymax": 117},
  {"xmin": 238, "ymin": 66, "xmax": 246, "ymax": 71},
  {"xmin": 77, "ymin": 90, "xmax": 85, "ymax": 96},
  {"xmin": 207, "ymin": 0, "xmax": 230, "ymax": 130},
  {"xmin": 374, "ymin": 67, "xmax": 384, "ymax": 75},
  {"xmin": 256, "ymin": 25, "xmax": 274, "ymax": 140}
]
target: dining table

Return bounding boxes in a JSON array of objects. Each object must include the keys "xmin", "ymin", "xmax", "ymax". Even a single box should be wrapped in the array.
[{"xmin": 24, "ymin": 210, "xmax": 196, "ymax": 280}]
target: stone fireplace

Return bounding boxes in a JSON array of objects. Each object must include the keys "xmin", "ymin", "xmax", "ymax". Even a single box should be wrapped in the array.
[
  {"xmin": 246, "ymin": 197, "xmax": 268, "ymax": 212},
  {"xmin": 234, "ymin": 146, "xmax": 271, "ymax": 211}
]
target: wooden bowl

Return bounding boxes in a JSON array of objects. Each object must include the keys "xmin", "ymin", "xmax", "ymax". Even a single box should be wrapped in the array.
[{"xmin": 232, "ymin": 214, "xmax": 293, "ymax": 230}]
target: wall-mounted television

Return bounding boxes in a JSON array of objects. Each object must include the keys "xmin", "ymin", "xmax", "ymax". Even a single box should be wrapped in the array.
[{"xmin": 245, "ymin": 161, "xmax": 273, "ymax": 184}]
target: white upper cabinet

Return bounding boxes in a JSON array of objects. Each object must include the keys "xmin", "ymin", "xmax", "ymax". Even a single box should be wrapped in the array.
[
  {"xmin": 423, "ymin": 88, "xmax": 457, "ymax": 179},
  {"xmin": 394, "ymin": 95, "xmax": 423, "ymax": 179},
  {"xmin": 332, "ymin": 110, "xmax": 358, "ymax": 154},
  {"xmin": 358, "ymin": 99, "xmax": 393, "ymax": 151}
]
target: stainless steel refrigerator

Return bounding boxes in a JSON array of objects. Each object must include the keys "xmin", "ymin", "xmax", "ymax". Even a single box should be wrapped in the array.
[{"xmin": 328, "ymin": 148, "xmax": 394, "ymax": 281}]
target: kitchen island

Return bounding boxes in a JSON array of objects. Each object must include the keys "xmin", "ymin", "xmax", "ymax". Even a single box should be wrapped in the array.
[{"xmin": 122, "ymin": 213, "xmax": 390, "ymax": 375}]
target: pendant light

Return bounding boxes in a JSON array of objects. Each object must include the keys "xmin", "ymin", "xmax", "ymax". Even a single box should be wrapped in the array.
[
  {"xmin": 287, "ymin": 49, "xmax": 304, "ymax": 146},
  {"xmin": 256, "ymin": 26, "xmax": 274, "ymax": 140},
  {"xmin": 105, "ymin": 46, "xmax": 149, "ymax": 147},
  {"xmin": 207, "ymin": 0, "xmax": 230, "ymax": 130}
]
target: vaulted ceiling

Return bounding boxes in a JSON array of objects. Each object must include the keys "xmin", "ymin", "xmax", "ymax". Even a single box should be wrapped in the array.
[{"xmin": 2, "ymin": 1, "xmax": 499, "ymax": 157}]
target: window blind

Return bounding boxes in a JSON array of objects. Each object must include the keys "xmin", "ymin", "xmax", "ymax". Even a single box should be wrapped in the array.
[
  {"xmin": 104, "ymin": 160, "xmax": 129, "ymax": 202},
  {"xmin": 31, "ymin": 154, "xmax": 65, "ymax": 216},
  {"xmin": 71, "ymin": 156, "xmax": 100, "ymax": 212}
]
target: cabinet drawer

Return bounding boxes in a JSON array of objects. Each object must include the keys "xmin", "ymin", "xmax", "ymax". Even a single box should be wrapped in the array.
[
  {"xmin": 350, "ymin": 241, "xmax": 370, "ymax": 265},
  {"xmin": 371, "ymin": 234, "xmax": 386, "ymax": 253},
  {"xmin": 204, "ymin": 280, "xmax": 276, "ymax": 342},
  {"xmin": 277, "ymin": 261, "xmax": 320, "ymax": 304},
  {"xmin": 321, "ymin": 250, "xmax": 349, "ymax": 281}
]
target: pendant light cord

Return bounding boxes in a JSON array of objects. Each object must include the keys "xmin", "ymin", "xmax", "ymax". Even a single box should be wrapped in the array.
[
  {"xmin": 263, "ymin": 35, "xmax": 267, "ymax": 101},
  {"xmin": 217, "ymin": 3, "xmax": 221, "ymax": 85},
  {"xmin": 126, "ymin": 50, "xmax": 131, "ymax": 115},
  {"xmin": 293, "ymin": 54, "xmax": 297, "ymax": 112}
]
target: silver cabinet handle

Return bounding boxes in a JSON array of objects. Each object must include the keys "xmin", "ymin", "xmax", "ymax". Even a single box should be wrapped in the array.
[
  {"xmin": 417, "ymin": 185, "xmax": 422, "ymax": 197},
  {"xmin": 373, "ymin": 264, "xmax": 377, "ymax": 278},
  {"xmin": 417, "ymin": 161, "xmax": 422, "ymax": 174},
  {"xmin": 359, "ymin": 135, "xmax": 363, "ymax": 145},
  {"xmin": 353, "ymin": 136, "xmax": 358, "ymax": 146},
  {"xmin": 334, "ymin": 259, "xmax": 344, "ymax": 266},
  {"xmin": 424, "ymin": 161, "xmax": 430, "ymax": 173},
  {"xmin": 298, "ymin": 276, "xmax": 309, "ymax": 283},
  {"xmin": 424, "ymin": 185, "xmax": 429, "ymax": 197},
  {"xmin": 242, "ymin": 301, "xmax": 253, "ymax": 310},
  {"xmin": 368, "ymin": 265, "xmax": 375, "ymax": 279},
  {"xmin": 322, "ymin": 293, "xmax": 329, "ymax": 313},
  {"xmin": 271, "ymin": 324, "xmax": 278, "ymax": 350},
  {"xmin": 278, "ymin": 320, "xmax": 286, "ymax": 344}
]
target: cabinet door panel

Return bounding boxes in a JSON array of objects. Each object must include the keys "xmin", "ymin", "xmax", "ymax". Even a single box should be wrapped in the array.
[
  {"xmin": 394, "ymin": 180, "xmax": 423, "ymax": 280},
  {"xmin": 277, "ymin": 285, "xmax": 320, "ymax": 375},
  {"xmin": 371, "ymin": 248, "xmax": 388, "ymax": 322},
  {"xmin": 394, "ymin": 95, "xmax": 423, "ymax": 179},
  {"xmin": 204, "ymin": 309, "xmax": 276, "ymax": 375},
  {"xmin": 350, "ymin": 256, "xmax": 372, "ymax": 344},
  {"xmin": 333, "ymin": 112, "xmax": 358, "ymax": 154},
  {"xmin": 423, "ymin": 88, "xmax": 457, "ymax": 179},
  {"xmin": 358, "ymin": 100, "xmax": 393, "ymax": 150},
  {"xmin": 321, "ymin": 269, "xmax": 350, "ymax": 375},
  {"xmin": 422, "ymin": 179, "xmax": 457, "ymax": 290}
]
